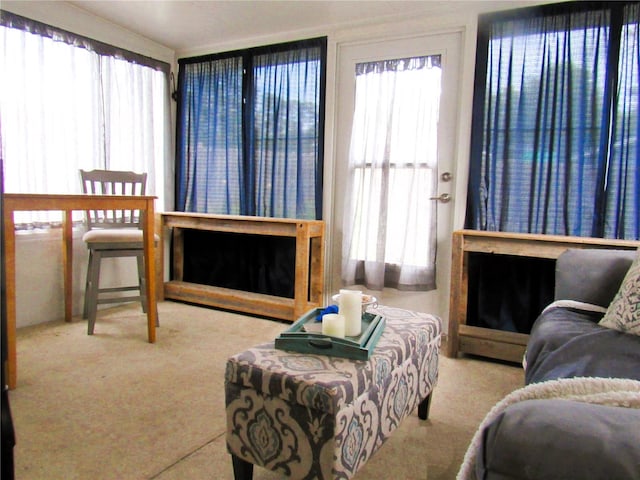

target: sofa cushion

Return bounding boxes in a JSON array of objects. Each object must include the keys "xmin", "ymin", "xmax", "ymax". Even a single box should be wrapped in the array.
[
  {"xmin": 554, "ymin": 249, "xmax": 637, "ymax": 307},
  {"xmin": 476, "ymin": 399, "xmax": 640, "ymax": 480},
  {"xmin": 599, "ymin": 252, "xmax": 640, "ymax": 336},
  {"xmin": 525, "ymin": 306, "xmax": 640, "ymax": 384}
]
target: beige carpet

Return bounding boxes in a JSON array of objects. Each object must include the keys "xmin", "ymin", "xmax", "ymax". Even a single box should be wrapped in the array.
[{"xmin": 9, "ymin": 301, "xmax": 524, "ymax": 480}]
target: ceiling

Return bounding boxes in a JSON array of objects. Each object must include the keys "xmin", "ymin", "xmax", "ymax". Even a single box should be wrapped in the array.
[{"xmin": 65, "ymin": 1, "xmax": 498, "ymax": 52}]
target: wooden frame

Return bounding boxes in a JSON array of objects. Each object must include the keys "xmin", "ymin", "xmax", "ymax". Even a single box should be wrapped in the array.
[
  {"xmin": 447, "ymin": 229, "xmax": 640, "ymax": 363},
  {"xmin": 161, "ymin": 212, "xmax": 325, "ymax": 322},
  {"xmin": 3, "ymin": 193, "xmax": 158, "ymax": 390}
]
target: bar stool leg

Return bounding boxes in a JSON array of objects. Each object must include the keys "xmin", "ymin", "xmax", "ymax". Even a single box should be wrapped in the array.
[
  {"xmin": 83, "ymin": 249, "xmax": 94, "ymax": 320},
  {"xmin": 86, "ymin": 250, "xmax": 102, "ymax": 335},
  {"xmin": 136, "ymin": 253, "xmax": 148, "ymax": 314}
]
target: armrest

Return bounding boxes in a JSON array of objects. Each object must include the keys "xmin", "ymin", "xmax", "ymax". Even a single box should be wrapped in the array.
[
  {"xmin": 477, "ymin": 399, "xmax": 640, "ymax": 480},
  {"xmin": 554, "ymin": 248, "xmax": 637, "ymax": 307}
]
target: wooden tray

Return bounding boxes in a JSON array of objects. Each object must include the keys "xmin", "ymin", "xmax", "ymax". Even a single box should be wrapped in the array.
[{"xmin": 275, "ymin": 308, "xmax": 386, "ymax": 360}]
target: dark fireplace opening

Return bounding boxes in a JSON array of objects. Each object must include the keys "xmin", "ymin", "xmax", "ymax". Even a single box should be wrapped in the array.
[
  {"xmin": 467, "ymin": 253, "xmax": 556, "ymax": 334},
  {"xmin": 181, "ymin": 229, "xmax": 296, "ymax": 299}
]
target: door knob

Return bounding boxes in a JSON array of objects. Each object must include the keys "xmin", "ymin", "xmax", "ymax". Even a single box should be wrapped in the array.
[{"xmin": 429, "ymin": 193, "xmax": 451, "ymax": 203}]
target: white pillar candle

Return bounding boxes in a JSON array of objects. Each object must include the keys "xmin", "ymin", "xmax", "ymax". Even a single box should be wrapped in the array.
[
  {"xmin": 322, "ymin": 313, "xmax": 345, "ymax": 338},
  {"xmin": 339, "ymin": 289, "xmax": 362, "ymax": 337}
]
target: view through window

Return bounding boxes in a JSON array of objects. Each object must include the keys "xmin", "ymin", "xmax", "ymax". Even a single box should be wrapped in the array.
[{"xmin": 347, "ymin": 56, "xmax": 441, "ymax": 267}]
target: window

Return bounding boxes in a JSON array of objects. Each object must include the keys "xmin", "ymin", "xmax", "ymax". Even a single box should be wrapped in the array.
[
  {"xmin": 342, "ymin": 56, "xmax": 441, "ymax": 291},
  {"xmin": 467, "ymin": 1, "xmax": 639, "ymax": 240},
  {"xmin": 0, "ymin": 11, "xmax": 170, "ymax": 228},
  {"xmin": 176, "ymin": 37, "xmax": 326, "ymax": 220}
]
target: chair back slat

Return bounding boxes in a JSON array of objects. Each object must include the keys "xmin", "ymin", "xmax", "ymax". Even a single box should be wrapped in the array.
[{"xmin": 80, "ymin": 169, "xmax": 147, "ymax": 230}]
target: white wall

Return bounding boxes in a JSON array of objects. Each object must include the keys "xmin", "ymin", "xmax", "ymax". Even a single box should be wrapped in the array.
[
  {"xmin": 13, "ymin": 229, "xmax": 145, "ymax": 328},
  {"xmin": 3, "ymin": 0, "xmax": 547, "ymax": 328}
]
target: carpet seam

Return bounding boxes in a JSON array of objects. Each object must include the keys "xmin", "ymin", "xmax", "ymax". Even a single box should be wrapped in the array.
[{"xmin": 148, "ymin": 431, "xmax": 226, "ymax": 479}]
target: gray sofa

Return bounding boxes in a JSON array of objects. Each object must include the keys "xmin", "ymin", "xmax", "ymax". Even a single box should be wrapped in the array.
[{"xmin": 470, "ymin": 248, "xmax": 640, "ymax": 480}]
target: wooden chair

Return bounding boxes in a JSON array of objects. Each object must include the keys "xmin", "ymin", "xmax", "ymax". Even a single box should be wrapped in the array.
[{"xmin": 80, "ymin": 169, "xmax": 159, "ymax": 335}]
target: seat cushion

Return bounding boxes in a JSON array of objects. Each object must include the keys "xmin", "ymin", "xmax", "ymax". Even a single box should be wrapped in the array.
[
  {"xmin": 525, "ymin": 306, "xmax": 640, "ymax": 384},
  {"xmin": 82, "ymin": 228, "xmax": 159, "ymax": 245}
]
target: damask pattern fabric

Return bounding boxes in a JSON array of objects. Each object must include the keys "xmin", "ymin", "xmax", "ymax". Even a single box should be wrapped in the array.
[
  {"xmin": 599, "ymin": 252, "xmax": 640, "ymax": 336},
  {"xmin": 225, "ymin": 306, "xmax": 441, "ymax": 479}
]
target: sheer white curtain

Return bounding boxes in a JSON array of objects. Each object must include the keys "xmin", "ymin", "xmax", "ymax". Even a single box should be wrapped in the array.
[
  {"xmin": 0, "ymin": 24, "xmax": 168, "ymax": 227},
  {"xmin": 341, "ymin": 56, "xmax": 441, "ymax": 291}
]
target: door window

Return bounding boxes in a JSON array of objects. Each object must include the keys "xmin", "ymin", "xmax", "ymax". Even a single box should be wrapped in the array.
[{"xmin": 342, "ymin": 55, "xmax": 442, "ymax": 290}]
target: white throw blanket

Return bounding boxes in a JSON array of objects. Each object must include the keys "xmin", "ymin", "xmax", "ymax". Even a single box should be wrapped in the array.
[
  {"xmin": 540, "ymin": 299, "xmax": 607, "ymax": 316},
  {"xmin": 456, "ymin": 377, "xmax": 640, "ymax": 480}
]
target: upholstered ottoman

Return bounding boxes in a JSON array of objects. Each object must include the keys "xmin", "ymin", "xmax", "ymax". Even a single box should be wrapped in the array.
[{"xmin": 225, "ymin": 305, "xmax": 441, "ymax": 479}]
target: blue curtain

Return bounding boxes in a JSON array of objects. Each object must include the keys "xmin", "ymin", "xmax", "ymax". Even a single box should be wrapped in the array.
[
  {"xmin": 250, "ymin": 47, "xmax": 323, "ymax": 219},
  {"xmin": 605, "ymin": 3, "xmax": 640, "ymax": 239},
  {"xmin": 176, "ymin": 56, "xmax": 244, "ymax": 213},
  {"xmin": 176, "ymin": 39, "xmax": 326, "ymax": 219},
  {"xmin": 467, "ymin": 2, "xmax": 640, "ymax": 240}
]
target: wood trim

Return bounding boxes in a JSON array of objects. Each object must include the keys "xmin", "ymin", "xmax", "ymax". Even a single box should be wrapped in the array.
[
  {"xmin": 447, "ymin": 230, "xmax": 640, "ymax": 362},
  {"xmin": 164, "ymin": 281, "xmax": 297, "ymax": 320},
  {"xmin": 161, "ymin": 213, "xmax": 325, "ymax": 322}
]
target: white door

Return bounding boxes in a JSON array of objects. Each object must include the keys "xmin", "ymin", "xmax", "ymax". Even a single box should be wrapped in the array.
[{"xmin": 331, "ymin": 32, "xmax": 461, "ymax": 321}]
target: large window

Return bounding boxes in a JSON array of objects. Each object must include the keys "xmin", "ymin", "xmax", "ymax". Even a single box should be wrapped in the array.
[
  {"xmin": 467, "ymin": 1, "xmax": 639, "ymax": 240},
  {"xmin": 0, "ymin": 11, "xmax": 170, "ymax": 228},
  {"xmin": 342, "ymin": 56, "xmax": 441, "ymax": 291},
  {"xmin": 176, "ymin": 37, "xmax": 326, "ymax": 220}
]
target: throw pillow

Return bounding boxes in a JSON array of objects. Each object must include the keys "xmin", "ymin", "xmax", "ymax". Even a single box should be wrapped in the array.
[{"xmin": 599, "ymin": 251, "xmax": 640, "ymax": 336}]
